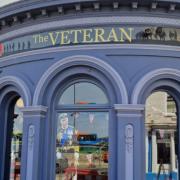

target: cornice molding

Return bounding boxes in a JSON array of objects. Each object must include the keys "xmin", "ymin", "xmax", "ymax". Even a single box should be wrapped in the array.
[
  {"xmin": 114, "ymin": 104, "xmax": 145, "ymax": 117},
  {"xmin": 1, "ymin": 15, "xmax": 180, "ymax": 42},
  {"xmin": 0, "ymin": 0, "xmax": 180, "ymax": 31},
  {"xmin": 20, "ymin": 105, "xmax": 48, "ymax": 117}
]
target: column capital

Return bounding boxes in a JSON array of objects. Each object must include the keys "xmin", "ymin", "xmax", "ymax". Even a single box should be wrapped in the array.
[
  {"xmin": 114, "ymin": 104, "xmax": 145, "ymax": 117},
  {"xmin": 20, "ymin": 105, "xmax": 48, "ymax": 117}
]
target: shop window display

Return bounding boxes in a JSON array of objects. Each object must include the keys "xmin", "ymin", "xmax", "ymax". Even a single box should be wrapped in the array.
[{"xmin": 55, "ymin": 82, "xmax": 109, "ymax": 180}]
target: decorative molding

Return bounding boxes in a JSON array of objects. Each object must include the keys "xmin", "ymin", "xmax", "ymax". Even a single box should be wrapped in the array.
[
  {"xmin": 33, "ymin": 55, "xmax": 128, "ymax": 105},
  {"xmin": 125, "ymin": 124, "xmax": 134, "ymax": 153},
  {"xmin": 1, "ymin": 16, "xmax": 180, "ymax": 42},
  {"xmin": 21, "ymin": 105, "xmax": 48, "ymax": 113},
  {"xmin": 21, "ymin": 105, "xmax": 48, "ymax": 117},
  {"xmin": 114, "ymin": 104, "xmax": 145, "ymax": 115},
  {"xmin": 125, "ymin": 124, "xmax": 134, "ymax": 180},
  {"xmin": 1, "ymin": 44, "xmax": 180, "ymax": 68},
  {"xmin": 117, "ymin": 114, "xmax": 143, "ymax": 118},
  {"xmin": 0, "ymin": 76, "xmax": 32, "ymax": 106},
  {"xmin": 131, "ymin": 68, "xmax": 180, "ymax": 104},
  {"xmin": 151, "ymin": 2, "xmax": 157, "ymax": 10},
  {"xmin": 132, "ymin": 2, "xmax": 138, "ymax": 9},
  {"xmin": 26, "ymin": 124, "xmax": 35, "ymax": 180},
  {"xmin": 28, "ymin": 125, "xmax": 35, "ymax": 150},
  {"xmin": 113, "ymin": 2, "xmax": 119, "ymax": 9}
]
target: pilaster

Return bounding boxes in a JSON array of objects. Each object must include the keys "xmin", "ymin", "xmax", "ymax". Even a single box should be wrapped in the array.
[
  {"xmin": 114, "ymin": 104, "xmax": 145, "ymax": 180},
  {"xmin": 20, "ymin": 106, "xmax": 48, "ymax": 180}
]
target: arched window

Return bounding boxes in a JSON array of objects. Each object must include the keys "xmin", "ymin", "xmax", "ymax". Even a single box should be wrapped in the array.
[
  {"xmin": 59, "ymin": 82, "xmax": 108, "ymax": 105},
  {"xmin": 145, "ymin": 91, "xmax": 178, "ymax": 180},
  {"xmin": 55, "ymin": 81, "xmax": 110, "ymax": 179},
  {"xmin": 3, "ymin": 97, "xmax": 24, "ymax": 180}
]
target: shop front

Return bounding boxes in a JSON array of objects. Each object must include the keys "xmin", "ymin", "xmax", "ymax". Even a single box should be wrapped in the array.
[{"xmin": 0, "ymin": 0, "xmax": 180, "ymax": 180}]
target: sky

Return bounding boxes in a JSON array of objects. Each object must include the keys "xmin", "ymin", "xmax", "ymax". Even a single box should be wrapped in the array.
[{"xmin": 0, "ymin": 0, "xmax": 21, "ymax": 7}]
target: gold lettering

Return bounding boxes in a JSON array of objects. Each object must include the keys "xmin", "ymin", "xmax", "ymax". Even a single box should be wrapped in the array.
[
  {"xmin": 33, "ymin": 35, "xmax": 38, "ymax": 43},
  {"xmin": 60, "ymin": 31, "xmax": 71, "ymax": 45},
  {"xmin": 49, "ymin": 32, "xmax": 60, "ymax": 45},
  {"xmin": 119, "ymin": 28, "xmax": 133, "ymax": 42},
  {"xmin": 94, "ymin": 28, "xmax": 106, "ymax": 43},
  {"xmin": 107, "ymin": 28, "xmax": 119, "ymax": 42},
  {"xmin": 82, "ymin": 29, "xmax": 93, "ymax": 43},
  {"xmin": 44, "ymin": 35, "xmax": 49, "ymax": 42},
  {"xmin": 70, "ymin": 29, "xmax": 82, "ymax": 44}
]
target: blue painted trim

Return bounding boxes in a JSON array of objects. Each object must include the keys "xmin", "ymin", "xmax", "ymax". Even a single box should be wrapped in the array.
[
  {"xmin": 148, "ymin": 136, "xmax": 152, "ymax": 172},
  {"xmin": 146, "ymin": 172, "xmax": 177, "ymax": 180}
]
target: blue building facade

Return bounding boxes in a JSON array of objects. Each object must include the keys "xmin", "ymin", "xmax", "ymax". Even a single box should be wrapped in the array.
[{"xmin": 0, "ymin": 0, "xmax": 180, "ymax": 180}]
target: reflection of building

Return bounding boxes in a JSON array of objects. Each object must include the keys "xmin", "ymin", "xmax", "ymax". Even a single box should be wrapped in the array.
[{"xmin": 146, "ymin": 92, "xmax": 177, "ymax": 179}]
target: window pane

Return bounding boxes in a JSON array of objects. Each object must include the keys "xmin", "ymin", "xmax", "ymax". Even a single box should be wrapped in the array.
[
  {"xmin": 145, "ymin": 92, "xmax": 178, "ymax": 180},
  {"xmin": 9, "ymin": 98, "xmax": 24, "ymax": 180},
  {"xmin": 157, "ymin": 143, "xmax": 170, "ymax": 164},
  {"xmin": 59, "ymin": 82, "xmax": 108, "ymax": 105},
  {"xmin": 59, "ymin": 85, "xmax": 74, "ymax": 104},
  {"xmin": 55, "ymin": 112, "xmax": 109, "ymax": 180}
]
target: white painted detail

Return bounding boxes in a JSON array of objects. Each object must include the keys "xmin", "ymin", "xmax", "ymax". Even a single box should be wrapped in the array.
[
  {"xmin": 125, "ymin": 124, "xmax": 134, "ymax": 180},
  {"xmin": 26, "ymin": 125, "xmax": 35, "ymax": 180}
]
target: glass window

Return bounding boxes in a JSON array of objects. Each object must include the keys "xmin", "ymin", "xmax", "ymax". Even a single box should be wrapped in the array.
[
  {"xmin": 59, "ymin": 82, "xmax": 108, "ymax": 105},
  {"xmin": 9, "ymin": 98, "xmax": 24, "ymax": 180},
  {"xmin": 156, "ymin": 131, "xmax": 171, "ymax": 164},
  {"xmin": 145, "ymin": 92, "xmax": 178, "ymax": 180},
  {"xmin": 55, "ymin": 112, "xmax": 109, "ymax": 180}
]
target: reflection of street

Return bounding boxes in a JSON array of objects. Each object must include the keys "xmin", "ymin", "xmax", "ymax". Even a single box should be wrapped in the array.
[
  {"xmin": 56, "ymin": 112, "xmax": 109, "ymax": 179},
  {"xmin": 56, "ymin": 145, "xmax": 108, "ymax": 180}
]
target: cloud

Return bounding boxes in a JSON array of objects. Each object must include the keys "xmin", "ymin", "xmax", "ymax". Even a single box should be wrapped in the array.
[{"xmin": 0, "ymin": 0, "xmax": 21, "ymax": 7}]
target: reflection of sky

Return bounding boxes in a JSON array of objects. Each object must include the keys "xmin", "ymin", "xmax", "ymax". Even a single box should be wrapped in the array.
[
  {"xmin": 57, "ymin": 112, "xmax": 109, "ymax": 138},
  {"xmin": 0, "ymin": 0, "xmax": 21, "ymax": 7},
  {"xmin": 59, "ymin": 83, "xmax": 108, "ymax": 104}
]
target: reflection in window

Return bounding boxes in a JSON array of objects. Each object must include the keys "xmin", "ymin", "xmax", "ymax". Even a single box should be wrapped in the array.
[
  {"xmin": 9, "ymin": 98, "xmax": 24, "ymax": 180},
  {"xmin": 145, "ymin": 92, "xmax": 178, "ymax": 180},
  {"xmin": 157, "ymin": 131, "xmax": 171, "ymax": 164},
  {"xmin": 59, "ymin": 82, "xmax": 108, "ymax": 105},
  {"xmin": 55, "ymin": 112, "xmax": 109, "ymax": 180}
]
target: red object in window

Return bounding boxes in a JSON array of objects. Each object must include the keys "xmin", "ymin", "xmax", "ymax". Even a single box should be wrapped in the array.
[
  {"xmin": 0, "ymin": 43, "xmax": 4, "ymax": 57},
  {"xmin": 65, "ymin": 167, "xmax": 108, "ymax": 179},
  {"xmin": 76, "ymin": 101, "xmax": 88, "ymax": 104}
]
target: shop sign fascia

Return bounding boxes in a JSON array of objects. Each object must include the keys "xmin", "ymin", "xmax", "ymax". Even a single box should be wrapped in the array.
[{"xmin": 0, "ymin": 25, "xmax": 180, "ymax": 57}]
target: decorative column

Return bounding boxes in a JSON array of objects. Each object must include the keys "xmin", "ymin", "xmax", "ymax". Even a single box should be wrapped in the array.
[
  {"xmin": 20, "ymin": 106, "xmax": 48, "ymax": 180},
  {"xmin": 152, "ymin": 130, "xmax": 157, "ymax": 173},
  {"xmin": 114, "ymin": 104, "xmax": 145, "ymax": 180},
  {"xmin": 170, "ymin": 131, "xmax": 176, "ymax": 172}
]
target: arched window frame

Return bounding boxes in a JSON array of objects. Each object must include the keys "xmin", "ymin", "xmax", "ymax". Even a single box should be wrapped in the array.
[
  {"xmin": 53, "ymin": 77, "xmax": 111, "ymax": 179},
  {"xmin": 55, "ymin": 78, "xmax": 111, "ymax": 111}
]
